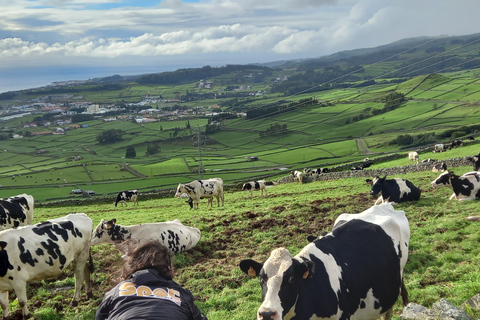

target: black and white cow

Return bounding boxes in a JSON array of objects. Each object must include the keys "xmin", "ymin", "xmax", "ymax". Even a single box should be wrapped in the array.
[
  {"xmin": 433, "ymin": 143, "xmax": 447, "ymax": 153},
  {"xmin": 114, "ymin": 190, "xmax": 139, "ymax": 207},
  {"xmin": 312, "ymin": 167, "xmax": 329, "ymax": 174},
  {"xmin": 242, "ymin": 180, "xmax": 268, "ymax": 197},
  {"xmin": 432, "ymin": 162, "xmax": 447, "ymax": 172},
  {"xmin": 291, "ymin": 170, "xmax": 303, "ymax": 183},
  {"xmin": 0, "ymin": 213, "xmax": 93, "ymax": 319},
  {"xmin": 430, "ymin": 171, "xmax": 480, "ymax": 201},
  {"xmin": 91, "ymin": 219, "xmax": 201, "ymax": 254},
  {"xmin": 367, "ymin": 176, "xmax": 421, "ymax": 205},
  {"xmin": 450, "ymin": 139, "xmax": 463, "ymax": 149},
  {"xmin": 0, "ymin": 194, "xmax": 34, "ymax": 231},
  {"xmin": 466, "ymin": 152, "xmax": 480, "ymax": 171},
  {"xmin": 175, "ymin": 178, "xmax": 224, "ymax": 209},
  {"xmin": 240, "ymin": 203, "xmax": 410, "ymax": 320}
]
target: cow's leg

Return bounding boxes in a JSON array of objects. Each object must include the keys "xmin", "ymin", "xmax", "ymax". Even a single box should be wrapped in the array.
[
  {"xmin": 449, "ymin": 193, "xmax": 457, "ymax": 200},
  {"xmin": 11, "ymin": 283, "xmax": 28, "ymax": 318},
  {"xmin": 0, "ymin": 290, "xmax": 9, "ymax": 319},
  {"xmin": 194, "ymin": 199, "xmax": 199, "ymax": 209},
  {"xmin": 381, "ymin": 308, "xmax": 393, "ymax": 320},
  {"xmin": 374, "ymin": 196, "xmax": 383, "ymax": 205}
]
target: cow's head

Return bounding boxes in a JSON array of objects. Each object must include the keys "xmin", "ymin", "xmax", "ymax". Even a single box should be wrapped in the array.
[
  {"xmin": 175, "ymin": 183, "xmax": 186, "ymax": 198},
  {"xmin": 242, "ymin": 183, "xmax": 251, "ymax": 191},
  {"xmin": 91, "ymin": 218, "xmax": 118, "ymax": 245},
  {"xmin": 431, "ymin": 171, "xmax": 454, "ymax": 189},
  {"xmin": 368, "ymin": 176, "xmax": 386, "ymax": 197},
  {"xmin": 240, "ymin": 248, "xmax": 315, "ymax": 320}
]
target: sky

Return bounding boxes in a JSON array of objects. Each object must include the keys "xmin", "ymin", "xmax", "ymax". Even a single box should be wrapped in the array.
[{"xmin": 1, "ymin": 0, "xmax": 480, "ymax": 93}]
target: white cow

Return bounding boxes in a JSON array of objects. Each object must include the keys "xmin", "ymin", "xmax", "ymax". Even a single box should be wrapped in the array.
[
  {"xmin": 0, "ymin": 194, "xmax": 34, "ymax": 231},
  {"xmin": 91, "ymin": 219, "xmax": 201, "ymax": 254},
  {"xmin": 433, "ymin": 144, "xmax": 447, "ymax": 153},
  {"xmin": 408, "ymin": 151, "xmax": 419, "ymax": 164},
  {"xmin": 175, "ymin": 178, "xmax": 224, "ymax": 209},
  {"xmin": 0, "ymin": 213, "xmax": 93, "ymax": 319}
]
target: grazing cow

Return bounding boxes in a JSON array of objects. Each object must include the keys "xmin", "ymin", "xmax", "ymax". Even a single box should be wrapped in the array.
[
  {"xmin": 430, "ymin": 171, "xmax": 480, "ymax": 201},
  {"xmin": 114, "ymin": 190, "xmax": 138, "ymax": 207},
  {"xmin": 0, "ymin": 213, "xmax": 93, "ymax": 319},
  {"xmin": 367, "ymin": 176, "xmax": 421, "ymax": 205},
  {"xmin": 432, "ymin": 162, "xmax": 447, "ymax": 172},
  {"xmin": 450, "ymin": 139, "xmax": 463, "ymax": 149},
  {"xmin": 312, "ymin": 167, "xmax": 329, "ymax": 174},
  {"xmin": 433, "ymin": 143, "xmax": 447, "ymax": 153},
  {"xmin": 240, "ymin": 203, "xmax": 410, "ymax": 320},
  {"xmin": 466, "ymin": 152, "xmax": 480, "ymax": 171},
  {"xmin": 290, "ymin": 170, "xmax": 303, "ymax": 183},
  {"xmin": 175, "ymin": 178, "xmax": 224, "ymax": 209},
  {"xmin": 91, "ymin": 219, "xmax": 201, "ymax": 253},
  {"xmin": 242, "ymin": 180, "xmax": 268, "ymax": 197},
  {"xmin": 408, "ymin": 151, "xmax": 419, "ymax": 164},
  {"xmin": 0, "ymin": 194, "xmax": 34, "ymax": 231},
  {"xmin": 466, "ymin": 136, "xmax": 475, "ymax": 141}
]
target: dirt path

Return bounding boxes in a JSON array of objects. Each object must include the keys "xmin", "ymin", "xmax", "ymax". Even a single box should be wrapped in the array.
[{"xmin": 356, "ymin": 139, "xmax": 374, "ymax": 155}]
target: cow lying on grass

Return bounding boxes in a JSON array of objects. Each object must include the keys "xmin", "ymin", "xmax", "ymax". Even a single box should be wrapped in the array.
[
  {"xmin": 431, "ymin": 171, "xmax": 480, "ymax": 201},
  {"xmin": 366, "ymin": 176, "xmax": 421, "ymax": 205},
  {"xmin": 91, "ymin": 219, "xmax": 201, "ymax": 254},
  {"xmin": 240, "ymin": 203, "xmax": 410, "ymax": 320}
]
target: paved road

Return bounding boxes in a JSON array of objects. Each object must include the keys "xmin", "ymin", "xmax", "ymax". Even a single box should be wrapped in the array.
[{"xmin": 356, "ymin": 139, "xmax": 374, "ymax": 155}]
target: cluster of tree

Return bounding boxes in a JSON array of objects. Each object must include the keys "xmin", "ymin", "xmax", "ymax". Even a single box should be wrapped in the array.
[
  {"xmin": 345, "ymin": 92, "xmax": 406, "ymax": 124},
  {"xmin": 270, "ymin": 66, "xmax": 369, "ymax": 95},
  {"xmin": 0, "ymin": 92, "xmax": 16, "ymax": 100},
  {"xmin": 260, "ymin": 123, "xmax": 289, "ymax": 136},
  {"xmin": 96, "ymin": 129, "xmax": 125, "ymax": 144},
  {"xmin": 125, "ymin": 146, "xmax": 136, "ymax": 158},
  {"xmin": 146, "ymin": 143, "xmax": 160, "ymax": 155},
  {"xmin": 136, "ymin": 65, "xmax": 271, "ymax": 85},
  {"xmin": 246, "ymin": 98, "xmax": 319, "ymax": 120}
]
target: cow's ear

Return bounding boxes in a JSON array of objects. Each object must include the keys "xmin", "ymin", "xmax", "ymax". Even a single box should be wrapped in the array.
[
  {"xmin": 239, "ymin": 259, "xmax": 263, "ymax": 277},
  {"xmin": 0, "ymin": 241, "xmax": 7, "ymax": 250},
  {"xmin": 292, "ymin": 259, "xmax": 315, "ymax": 279},
  {"xmin": 365, "ymin": 179, "xmax": 372, "ymax": 185},
  {"xmin": 111, "ymin": 219, "xmax": 117, "ymax": 224},
  {"xmin": 381, "ymin": 175, "xmax": 387, "ymax": 181}
]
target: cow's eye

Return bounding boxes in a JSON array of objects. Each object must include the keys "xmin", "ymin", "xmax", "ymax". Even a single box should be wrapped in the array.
[
  {"xmin": 288, "ymin": 276, "xmax": 295, "ymax": 283},
  {"xmin": 260, "ymin": 278, "xmax": 266, "ymax": 285}
]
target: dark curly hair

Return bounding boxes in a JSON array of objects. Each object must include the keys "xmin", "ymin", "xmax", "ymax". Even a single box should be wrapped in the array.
[{"xmin": 121, "ymin": 240, "xmax": 174, "ymax": 280}]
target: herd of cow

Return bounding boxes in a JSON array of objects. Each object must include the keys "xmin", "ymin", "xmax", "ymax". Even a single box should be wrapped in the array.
[{"xmin": 1, "ymin": 146, "xmax": 480, "ymax": 320}]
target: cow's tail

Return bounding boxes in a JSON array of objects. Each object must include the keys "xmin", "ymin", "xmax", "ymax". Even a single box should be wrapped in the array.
[
  {"xmin": 400, "ymin": 278, "xmax": 409, "ymax": 306},
  {"xmin": 88, "ymin": 247, "xmax": 94, "ymax": 273}
]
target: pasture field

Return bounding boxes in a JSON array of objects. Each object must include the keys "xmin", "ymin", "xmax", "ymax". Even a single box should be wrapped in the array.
[{"xmin": 5, "ymin": 164, "xmax": 479, "ymax": 320}]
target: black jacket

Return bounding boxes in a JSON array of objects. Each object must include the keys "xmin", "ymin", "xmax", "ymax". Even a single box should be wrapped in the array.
[{"xmin": 95, "ymin": 269, "xmax": 207, "ymax": 320}]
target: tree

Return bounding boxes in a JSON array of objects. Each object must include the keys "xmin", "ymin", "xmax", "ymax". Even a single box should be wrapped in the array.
[
  {"xmin": 97, "ymin": 129, "xmax": 125, "ymax": 144},
  {"xmin": 125, "ymin": 146, "xmax": 136, "ymax": 158},
  {"xmin": 146, "ymin": 143, "xmax": 160, "ymax": 155}
]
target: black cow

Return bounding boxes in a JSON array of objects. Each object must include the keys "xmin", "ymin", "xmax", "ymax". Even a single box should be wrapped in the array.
[
  {"xmin": 240, "ymin": 203, "xmax": 410, "ymax": 320},
  {"xmin": 367, "ymin": 176, "xmax": 421, "ymax": 204},
  {"xmin": 114, "ymin": 190, "xmax": 139, "ymax": 207}
]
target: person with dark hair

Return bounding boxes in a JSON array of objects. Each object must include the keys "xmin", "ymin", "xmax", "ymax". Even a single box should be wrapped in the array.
[{"xmin": 95, "ymin": 240, "xmax": 207, "ymax": 320}]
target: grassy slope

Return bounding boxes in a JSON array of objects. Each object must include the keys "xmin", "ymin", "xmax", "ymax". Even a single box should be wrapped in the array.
[{"xmin": 8, "ymin": 161, "xmax": 478, "ymax": 320}]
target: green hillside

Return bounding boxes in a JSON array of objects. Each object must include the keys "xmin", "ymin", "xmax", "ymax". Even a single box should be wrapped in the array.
[{"xmin": 1, "ymin": 34, "xmax": 480, "ymax": 201}]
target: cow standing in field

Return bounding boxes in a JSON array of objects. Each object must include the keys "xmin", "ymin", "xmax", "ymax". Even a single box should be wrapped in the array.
[
  {"xmin": 114, "ymin": 190, "xmax": 139, "ymax": 207},
  {"xmin": 450, "ymin": 139, "xmax": 463, "ymax": 149},
  {"xmin": 175, "ymin": 178, "xmax": 224, "ymax": 209},
  {"xmin": 91, "ymin": 219, "xmax": 201, "ymax": 254},
  {"xmin": 0, "ymin": 194, "xmax": 34, "ymax": 230},
  {"xmin": 240, "ymin": 203, "xmax": 410, "ymax": 320},
  {"xmin": 431, "ymin": 171, "xmax": 480, "ymax": 201},
  {"xmin": 291, "ymin": 170, "xmax": 303, "ymax": 183},
  {"xmin": 433, "ymin": 143, "xmax": 447, "ymax": 153},
  {"xmin": 367, "ymin": 176, "xmax": 421, "ymax": 205},
  {"xmin": 0, "ymin": 213, "xmax": 93, "ymax": 319},
  {"xmin": 242, "ymin": 180, "xmax": 268, "ymax": 197},
  {"xmin": 408, "ymin": 151, "xmax": 419, "ymax": 164}
]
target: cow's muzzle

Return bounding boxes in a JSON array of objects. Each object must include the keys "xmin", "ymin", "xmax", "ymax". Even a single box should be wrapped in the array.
[{"xmin": 258, "ymin": 308, "xmax": 279, "ymax": 320}]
